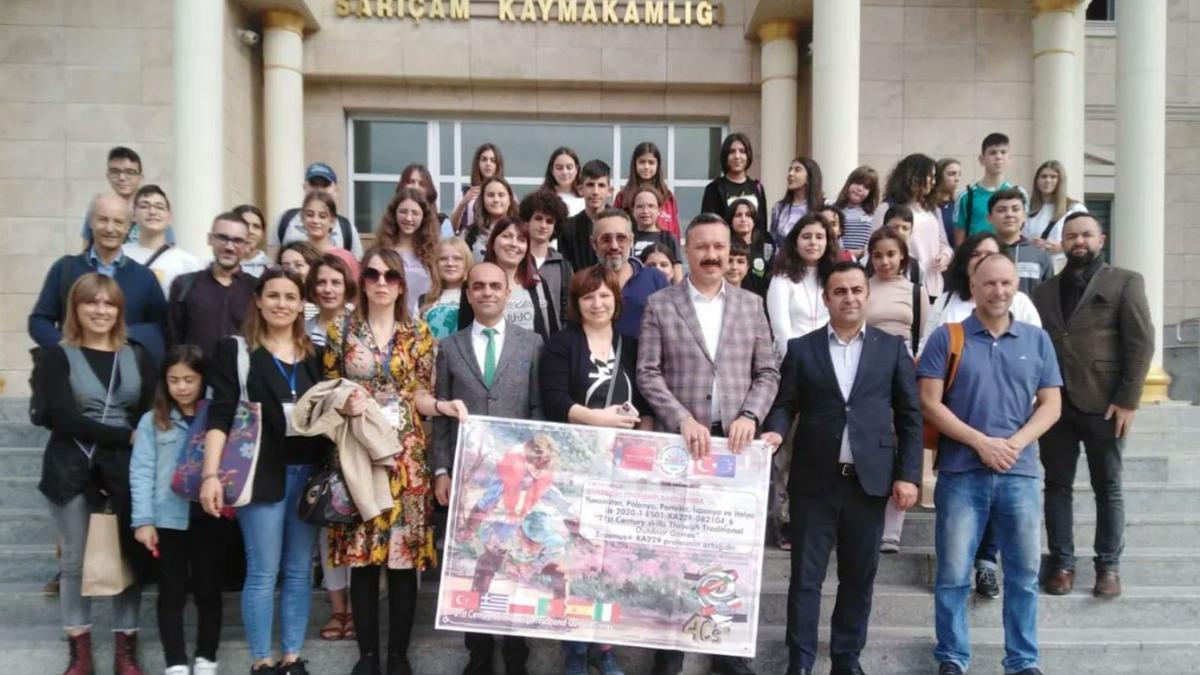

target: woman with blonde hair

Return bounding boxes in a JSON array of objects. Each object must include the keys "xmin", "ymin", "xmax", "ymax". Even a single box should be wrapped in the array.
[
  {"xmin": 40, "ymin": 273, "xmax": 157, "ymax": 675},
  {"xmin": 420, "ymin": 238, "xmax": 473, "ymax": 340},
  {"xmin": 1026, "ymin": 159, "xmax": 1087, "ymax": 270}
]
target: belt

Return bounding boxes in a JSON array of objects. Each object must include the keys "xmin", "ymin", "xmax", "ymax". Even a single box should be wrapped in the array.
[
  {"xmin": 710, "ymin": 421, "xmax": 724, "ymax": 438},
  {"xmin": 838, "ymin": 463, "xmax": 857, "ymax": 477}
]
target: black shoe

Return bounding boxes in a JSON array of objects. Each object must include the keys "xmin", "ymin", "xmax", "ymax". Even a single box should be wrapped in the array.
[
  {"xmin": 831, "ymin": 664, "xmax": 866, "ymax": 675},
  {"xmin": 974, "ymin": 567, "xmax": 1000, "ymax": 599},
  {"xmin": 250, "ymin": 665, "xmax": 277, "ymax": 675},
  {"xmin": 461, "ymin": 654, "xmax": 493, "ymax": 675},
  {"xmin": 279, "ymin": 660, "xmax": 309, "ymax": 675},
  {"xmin": 352, "ymin": 655, "xmax": 382, "ymax": 675},
  {"xmin": 651, "ymin": 650, "xmax": 685, "ymax": 675},
  {"xmin": 1012, "ymin": 669, "xmax": 1044, "ymax": 675},
  {"xmin": 386, "ymin": 652, "xmax": 412, "ymax": 675},
  {"xmin": 785, "ymin": 668, "xmax": 812, "ymax": 675},
  {"xmin": 937, "ymin": 663, "xmax": 964, "ymax": 675},
  {"xmin": 711, "ymin": 655, "xmax": 755, "ymax": 675}
]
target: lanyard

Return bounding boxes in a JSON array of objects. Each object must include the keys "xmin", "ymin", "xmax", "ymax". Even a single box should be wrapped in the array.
[{"xmin": 271, "ymin": 355, "xmax": 298, "ymax": 401}]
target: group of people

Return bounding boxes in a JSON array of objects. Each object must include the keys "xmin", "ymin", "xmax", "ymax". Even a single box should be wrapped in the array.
[{"xmin": 27, "ymin": 130, "xmax": 1153, "ymax": 675}]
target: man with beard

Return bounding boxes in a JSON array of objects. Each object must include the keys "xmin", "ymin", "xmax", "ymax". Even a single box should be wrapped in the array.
[
  {"xmin": 1031, "ymin": 212, "xmax": 1154, "ymax": 598},
  {"xmin": 589, "ymin": 208, "xmax": 669, "ymax": 339},
  {"xmin": 637, "ymin": 213, "xmax": 780, "ymax": 675},
  {"xmin": 166, "ymin": 212, "xmax": 256, "ymax": 358}
]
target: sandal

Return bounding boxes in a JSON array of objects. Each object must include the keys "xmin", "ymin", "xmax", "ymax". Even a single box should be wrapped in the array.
[
  {"xmin": 319, "ymin": 612, "xmax": 347, "ymax": 640},
  {"xmin": 343, "ymin": 613, "xmax": 357, "ymax": 640}
]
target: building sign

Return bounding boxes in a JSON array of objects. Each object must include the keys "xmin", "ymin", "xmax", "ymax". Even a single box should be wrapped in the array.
[{"xmin": 335, "ymin": 0, "xmax": 718, "ymax": 26}]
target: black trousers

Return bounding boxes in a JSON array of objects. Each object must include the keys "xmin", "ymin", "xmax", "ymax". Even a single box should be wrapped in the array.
[
  {"xmin": 786, "ymin": 473, "xmax": 887, "ymax": 671},
  {"xmin": 1041, "ymin": 400, "xmax": 1125, "ymax": 572},
  {"xmin": 157, "ymin": 503, "xmax": 225, "ymax": 667}
]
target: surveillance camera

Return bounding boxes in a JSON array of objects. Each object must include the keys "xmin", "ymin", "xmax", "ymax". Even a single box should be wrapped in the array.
[{"xmin": 238, "ymin": 29, "xmax": 259, "ymax": 46}]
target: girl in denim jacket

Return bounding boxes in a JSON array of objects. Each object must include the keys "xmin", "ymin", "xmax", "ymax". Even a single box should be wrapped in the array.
[{"xmin": 129, "ymin": 345, "xmax": 224, "ymax": 675}]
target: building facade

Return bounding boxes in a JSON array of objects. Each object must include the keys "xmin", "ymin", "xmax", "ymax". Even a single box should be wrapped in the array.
[{"xmin": 0, "ymin": 0, "xmax": 1196, "ymax": 396}]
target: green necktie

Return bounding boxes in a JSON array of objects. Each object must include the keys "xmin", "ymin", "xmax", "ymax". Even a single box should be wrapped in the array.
[{"xmin": 482, "ymin": 327, "xmax": 497, "ymax": 388}]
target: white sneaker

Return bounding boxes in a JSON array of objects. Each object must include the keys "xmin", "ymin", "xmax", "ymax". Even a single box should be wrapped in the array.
[
  {"xmin": 194, "ymin": 657, "xmax": 219, "ymax": 674},
  {"xmin": 165, "ymin": 666, "xmax": 190, "ymax": 675}
]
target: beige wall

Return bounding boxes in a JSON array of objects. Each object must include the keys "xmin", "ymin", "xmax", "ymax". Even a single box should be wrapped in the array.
[
  {"xmin": 224, "ymin": 0, "xmax": 265, "ymax": 210},
  {"xmin": 0, "ymin": 0, "xmax": 173, "ymax": 395}
]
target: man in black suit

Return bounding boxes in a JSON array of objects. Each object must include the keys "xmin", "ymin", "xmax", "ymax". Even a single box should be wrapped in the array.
[{"xmin": 761, "ymin": 261, "xmax": 923, "ymax": 675}]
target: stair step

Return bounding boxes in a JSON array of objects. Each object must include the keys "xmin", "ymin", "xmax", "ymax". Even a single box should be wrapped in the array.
[
  {"xmin": 893, "ymin": 511, "xmax": 1200, "ymax": 549},
  {"xmin": 0, "ymin": 624, "xmax": 1198, "ymax": 674}
]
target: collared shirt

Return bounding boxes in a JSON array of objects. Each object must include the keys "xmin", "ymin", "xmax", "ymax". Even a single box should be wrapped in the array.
[
  {"xmin": 916, "ymin": 312, "xmax": 1063, "ymax": 477},
  {"xmin": 470, "ymin": 318, "xmax": 507, "ymax": 378},
  {"xmin": 828, "ymin": 324, "xmax": 866, "ymax": 464},
  {"xmin": 87, "ymin": 247, "xmax": 124, "ymax": 277},
  {"xmin": 687, "ymin": 278, "xmax": 727, "ymax": 423},
  {"xmin": 168, "ymin": 265, "xmax": 256, "ymax": 358}
]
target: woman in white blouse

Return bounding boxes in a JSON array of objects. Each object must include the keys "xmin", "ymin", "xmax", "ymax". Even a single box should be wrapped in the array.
[
  {"xmin": 767, "ymin": 212, "xmax": 840, "ymax": 357},
  {"xmin": 1025, "ymin": 159, "xmax": 1087, "ymax": 272}
]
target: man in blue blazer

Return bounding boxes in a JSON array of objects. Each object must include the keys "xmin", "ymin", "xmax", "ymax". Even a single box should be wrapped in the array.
[{"xmin": 762, "ymin": 261, "xmax": 923, "ymax": 675}]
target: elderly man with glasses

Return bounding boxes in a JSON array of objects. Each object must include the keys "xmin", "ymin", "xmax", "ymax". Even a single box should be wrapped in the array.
[{"xmin": 166, "ymin": 212, "xmax": 257, "ymax": 358}]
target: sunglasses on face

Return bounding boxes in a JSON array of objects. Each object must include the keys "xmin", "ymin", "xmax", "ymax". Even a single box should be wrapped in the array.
[{"xmin": 362, "ymin": 268, "xmax": 404, "ymax": 286}]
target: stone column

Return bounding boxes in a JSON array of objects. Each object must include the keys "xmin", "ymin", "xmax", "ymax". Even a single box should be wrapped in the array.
[
  {"xmin": 263, "ymin": 9, "xmax": 306, "ymax": 234},
  {"xmin": 172, "ymin": 0, "xmax": 224, "ymax": 256},
  {"xmin": 1114, "ymin": 0, "xmax": 1170, "ymax": 401},
  {"xmin": 1032, "ymin": 0, "xmax": 1086, "ymax": 186},
  {"xmin": 811, "ymin": 0, "xmax": 860, "ymax": 190},
  {"xmin": 757, "ymin": 20, "xmax": 800, "ymax": 207}
]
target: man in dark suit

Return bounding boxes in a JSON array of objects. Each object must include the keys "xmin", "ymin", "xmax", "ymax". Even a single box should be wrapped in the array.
[
  {"xmin": 1031, "ymin": 213, "xmax": 1154, "ymax": 598},
  {"xmin": 637, "ymin": 213, "xmax": 780, "ymax": 675},
  {"xmin": 432, "ymin": 261, "xmax": 545, "ymax": 675},
  {"xmin": 761, "ymin": 261, "xmax": 923, "ymax": 675}
]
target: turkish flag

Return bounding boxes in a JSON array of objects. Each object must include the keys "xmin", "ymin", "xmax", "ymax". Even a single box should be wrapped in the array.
[{"xmin": 450, "ymin": 590, "xmax": 480, "ymax": 611}]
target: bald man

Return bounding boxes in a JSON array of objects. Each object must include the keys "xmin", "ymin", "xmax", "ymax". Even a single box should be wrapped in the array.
[
  {"xmin": 29, "ymin": 193, "xmax": 167, "ymax": 362},
  {"xmin": 917, "ymin": 253, "xmax": 1062, "ymax": 675},
  {"xmin": 431, "ymin": 262, "xmax": 544, "ymax": 675}
]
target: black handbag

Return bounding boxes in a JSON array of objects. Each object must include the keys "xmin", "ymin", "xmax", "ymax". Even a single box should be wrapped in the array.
[{"xmin": 298, "ymin": 465, "xmax": 360, "ymax": 526}]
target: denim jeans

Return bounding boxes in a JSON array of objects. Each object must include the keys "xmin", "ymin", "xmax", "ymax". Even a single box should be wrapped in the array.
[
  {"xmin": 933, "ymin": 470, "xmax": 1041, "ymax": 673},
  {"xmin": 236, "ymin": 464, "xmax": 318, "ymax": 661},
  {"xmin": 49, "ymin": 494, "xmax": 142, "ymax": 632},
  {"xmin": 1040, "ymin": 402, "xmax": 1125, "ymax": 572}
]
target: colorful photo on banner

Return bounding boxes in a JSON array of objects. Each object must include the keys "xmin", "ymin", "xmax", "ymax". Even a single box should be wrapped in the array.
[{"xmin": 435, "ymin": 416, "xmax": 770, "ymax": 657}]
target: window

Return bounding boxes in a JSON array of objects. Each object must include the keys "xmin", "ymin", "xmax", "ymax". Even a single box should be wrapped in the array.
[
  {"xmin": 1086, "ymin": 0, "xmax": 1115, "ymax": 21},
  {"xmin": 1084, "ymin": 195, "xmax": 1113, "ymax": 262},
  {"xmin": 348, "ymin": 118, "xmax": 727, "ymax": 233}
]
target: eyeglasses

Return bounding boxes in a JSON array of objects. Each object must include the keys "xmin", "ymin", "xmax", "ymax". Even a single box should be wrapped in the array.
[
  {"xmin": 135, "ymin": 202, "xmax": 168, "ymax": 212},
  {"xmin": 211, "ymin": 233, "xmax": 249, "ymax": 247},
  {"xmin": 107, "ymin": 168, "xmax": 142, "ymax": 179},
  {"xmin": 362, "ymin": 268, "xmax": 404, "ymax": 286}
]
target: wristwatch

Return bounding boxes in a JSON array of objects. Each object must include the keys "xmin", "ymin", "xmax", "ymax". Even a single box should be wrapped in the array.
[{"xmin": 738, "ymin": 410, "xmax": 759, "ymax": 425}]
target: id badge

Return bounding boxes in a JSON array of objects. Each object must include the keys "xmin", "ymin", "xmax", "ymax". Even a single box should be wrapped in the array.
[
  {"xmin": 282, "ymin": 401, "xmax": 299, "ymax": 436},
  {"xmin": 382, "ymin": 400, "xmax": 403, "ymax": 429}
]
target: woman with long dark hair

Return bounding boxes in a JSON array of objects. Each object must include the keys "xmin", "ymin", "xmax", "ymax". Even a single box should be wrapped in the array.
[
  {"xmin": 458, "ymin": 217, "xmax": 561, "ymax": 340},
  {"xmin": 614, "ymin": 141, "xmax": 681, "ymax": 238},
  {"xmin": 769, "ymin": 156, "xmax": 824, "ymax": 248},
  {"xmin": 876, "ymin": 153, "xmax": 952, "ymax": 300},
  {"xmin": 199, "ymin": 267, "xmax": 334, "ymax": 675},
  {"xmin": 701, "ymin": 132, "xmax": 769, "ymax": 238},
  {"xmin": 451, "ymin": 143, "xmax": 504, "ymax": 234}
]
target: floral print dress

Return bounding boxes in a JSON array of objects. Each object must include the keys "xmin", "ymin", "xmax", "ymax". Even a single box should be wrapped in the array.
[{"xmin": 323, "ymin": 314, "xmax": 436, "ymax": 570}]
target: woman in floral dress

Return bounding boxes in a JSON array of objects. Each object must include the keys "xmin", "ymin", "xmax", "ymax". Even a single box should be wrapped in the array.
[{"xmin": 323, "ymin": 247, "xmax": 466, "ymax": 675}]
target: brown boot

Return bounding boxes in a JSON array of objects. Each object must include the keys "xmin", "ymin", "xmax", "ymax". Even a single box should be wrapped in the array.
[
  {"xmin": 62, "ymin": 632, "xmax": 93, "ymax": 675},
  {"xmin": 1094, "ymin": 570, "xmax": 1122, "ymax": 598},
  {"xmin": 113, "ymin": 631, "xmax": 145, "ymax": 675},
  {"xmin": 1042, "ymin": 568, "xmax": 1075, "ymax": 595}
]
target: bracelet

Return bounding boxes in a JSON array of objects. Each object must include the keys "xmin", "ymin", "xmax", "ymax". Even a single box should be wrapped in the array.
[
  {"xmin": 433, "ymin": 399, "xmax": 444, "ymax": 417},
  {"xmin": 201, "ymin": 473, "xmax": 220, "ymax": 483}
]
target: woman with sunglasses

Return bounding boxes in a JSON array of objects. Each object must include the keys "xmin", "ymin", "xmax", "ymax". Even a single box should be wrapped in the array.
[
  {"xmin": 323, "ymin": 247, "xmax": 468, "ymax": 675},
  {"xmin": 199, "ymin": 267, "xmax": 334, "ymax": 675}
]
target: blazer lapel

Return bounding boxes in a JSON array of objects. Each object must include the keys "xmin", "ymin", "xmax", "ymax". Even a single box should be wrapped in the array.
[
  {"xmin": 714, "ymin": 283, "xmax": 739, "ymax": 363},
  {"xmin": 1067, "ymin": 264, "xmax": 1110, "ymax": 328},
  {"xmin": 1042, "ymin": 275, "xmax": 1067, "ymax": 332},
  {"xmin": 488, "ymin": 328, "xmax": 521, "ymax": 388},
  {"xmin": 453, "ymin": 330, "xmax": 486, "ymax": 387},
  {"xmin": 674, "ymin": 283, "xmax": 714, "ymax": 363},
  {"xmin": 847, "ymin": 328, "xmax": 877, "ymax": 400},
  {"xmin": 813, "ymin": 330, "xmax": 843, "ymax": 403}
]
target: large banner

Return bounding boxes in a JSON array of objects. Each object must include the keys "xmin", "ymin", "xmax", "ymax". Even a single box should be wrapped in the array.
[{"xmin": 435, "ymin": 416, "xmax": 770, "ymax": 657}]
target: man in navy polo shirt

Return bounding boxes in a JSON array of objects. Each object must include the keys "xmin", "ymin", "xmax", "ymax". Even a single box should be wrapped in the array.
[
  {"xmin": 589, "ymin": 207, "xmax": 669, "ymax": 339},
  {"xmin": 917, "ymin": 253, "xmax": 1062, "ymax": 675}
]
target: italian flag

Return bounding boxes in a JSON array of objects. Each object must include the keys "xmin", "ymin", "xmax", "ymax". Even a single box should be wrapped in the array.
[{"xmin": 593, "ymin": 602, "xmax": 621, "ymax": 623}]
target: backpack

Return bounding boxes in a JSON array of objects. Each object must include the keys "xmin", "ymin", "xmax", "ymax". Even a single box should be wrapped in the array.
[
  {"xmin": 276, "ymin": 208, "xmax": 355, "ymax": 251},
  {"xmin": 29, "ymin": 256, "xmax": 78, "ymax": 427}
]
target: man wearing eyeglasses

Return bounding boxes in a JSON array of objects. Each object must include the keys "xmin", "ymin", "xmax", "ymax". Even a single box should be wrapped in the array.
[
  {"xmin": 166, "ymin": 212, "xmax": 256, "ymax": 358},
  {"xmin": 122, "ymin": 185, "xmax": 201, "ymax": 298},
  {"xmin": 589, "ymin": 208, "xmax": 670, "ymax": 340},
  {"xmin": 79, "ymin": 146, "xmax": 176, "ymax": 247}
]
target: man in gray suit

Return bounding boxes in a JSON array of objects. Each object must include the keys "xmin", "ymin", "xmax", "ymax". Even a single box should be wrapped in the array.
[
  {"xmin": 1032, "ymin": 213, "xmax": 1154, "ymax": 599},
  {"xmin": 637, "ymin": 213, "xmax": 781, "ymax": 675},
  {"xmin": 432, "ymin": 261, "xmax": 545, "ymax": 675}
]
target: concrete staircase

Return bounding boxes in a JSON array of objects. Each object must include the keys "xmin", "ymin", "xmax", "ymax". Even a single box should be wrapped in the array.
[{"xmin": 2, "ymin": 399, "xmax": 1199, "ymax": 674}]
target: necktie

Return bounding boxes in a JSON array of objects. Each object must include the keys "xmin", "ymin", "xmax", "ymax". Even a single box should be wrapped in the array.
[{"xmin": 482, "ymin": 327, "xmax": 497, "ymax": 388}]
